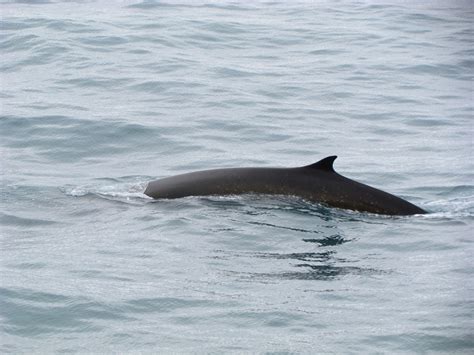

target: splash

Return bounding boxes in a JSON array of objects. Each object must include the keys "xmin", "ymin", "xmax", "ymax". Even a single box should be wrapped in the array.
[
  {"xmin": 62, "ymin": 177, "xmax": 151, "ymax": 202},
  {"xmin": 421, "ymin": 195, "xmax": 474, "ymax": 220}
]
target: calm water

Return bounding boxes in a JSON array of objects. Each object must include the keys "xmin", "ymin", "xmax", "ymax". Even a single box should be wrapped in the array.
[{"xmin": 1, "ymin": 1, "xmax": 473, "ymax": 353}]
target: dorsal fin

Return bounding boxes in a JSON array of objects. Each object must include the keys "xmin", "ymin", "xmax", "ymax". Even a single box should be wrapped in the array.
[{"xmin": 303, "ymin": 156, "xmax": 337, "ymax": 172}]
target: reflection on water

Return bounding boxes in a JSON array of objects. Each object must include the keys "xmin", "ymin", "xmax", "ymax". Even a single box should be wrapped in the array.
[
  {"xmin": 271, "ymin": 264, "xmax": 383, "ymax": 281},
  {"xmin": 302, "ymin": 234, "xmax": 350, "ymax": 246},
  {"xmin": 200, "ymin": 194, "xmax": 334, "ymax": 217},
  {"xmin": 247, "ymin": 221, "xmax": 323, "ymax": 234},
  {"xmin": 245, "ymin": 249, "xmax": 382, "ymax": 280},
  {"xmin": 200, "ymin": 194, "xmax": 390, "ymax": 225},
  {"xmin": 216, "ymin": 230, "xmax": 382, "ymax": 281},
  {"xmin": 248, "ymin": 249, "xmax": 381, "ymax": 281},
  {"xmin": 253, "ymin": 251, "xmax": 338, "ymax": 262},
  {"xmin": 201, "ymin": 196, "xmax": 380, "ymax": 281}
]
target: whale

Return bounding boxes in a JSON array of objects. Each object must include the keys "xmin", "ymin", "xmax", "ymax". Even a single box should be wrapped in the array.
[{"xmin": 144, "ymin": 156, "xmax": 426, "ymax": 215}]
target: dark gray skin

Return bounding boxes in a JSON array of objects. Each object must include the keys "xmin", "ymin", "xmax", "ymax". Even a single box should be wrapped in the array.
[{"xmin": 144, "ymin": 156, "xmax": 426, "ymax": 215}]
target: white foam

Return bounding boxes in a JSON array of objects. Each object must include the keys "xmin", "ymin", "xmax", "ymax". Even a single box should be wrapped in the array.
[
  {"xmin": 62, "ymin": 180, "xmax": 151, "ymax": 201},
  {"xmin": 419, "ymin": 195, "xmax": 474, "ymax": 219}
]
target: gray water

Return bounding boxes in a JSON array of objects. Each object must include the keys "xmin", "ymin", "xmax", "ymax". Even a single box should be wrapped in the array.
[{"xmin": 1, "ymin": 1, "xmax": 473, "ymax": 353}]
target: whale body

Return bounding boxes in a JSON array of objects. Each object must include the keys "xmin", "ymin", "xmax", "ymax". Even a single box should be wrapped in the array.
[{"xmin": 144, "ymin": 156, "xmax": 426, "ymax": 215}]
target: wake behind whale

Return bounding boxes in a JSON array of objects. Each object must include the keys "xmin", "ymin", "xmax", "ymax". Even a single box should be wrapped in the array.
[{"xmin": 144, "ymin": 156, "xmax": 426, "ymax": 216}]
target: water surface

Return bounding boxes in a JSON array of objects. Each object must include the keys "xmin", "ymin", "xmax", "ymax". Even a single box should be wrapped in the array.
[{"xmin": 1, "ymin": 1, "xmax": 473, "ymax": 353}]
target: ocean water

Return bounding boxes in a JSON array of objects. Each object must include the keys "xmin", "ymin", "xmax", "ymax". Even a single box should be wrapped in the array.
[{"xmin": 1, "ymin": 0, "xmax": 473, "ymax": 353}]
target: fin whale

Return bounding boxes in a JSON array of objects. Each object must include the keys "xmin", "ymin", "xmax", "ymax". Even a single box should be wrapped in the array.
[{"xmin": 144, "ymin": 156, "xmax": 426, "ymax": 215}]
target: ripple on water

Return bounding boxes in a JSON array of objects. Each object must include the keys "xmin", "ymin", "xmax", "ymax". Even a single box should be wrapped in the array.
[
  {"xmin": 0, "ymin": 115, "xmax": 177, "ymax": 162},
  {"xmin": 0, "ymin": 287, "xmax": 127, "ymax": 336},
  {"xmin": 1, "ymin": 1, "xmax": 473, "ymax": 353}
]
